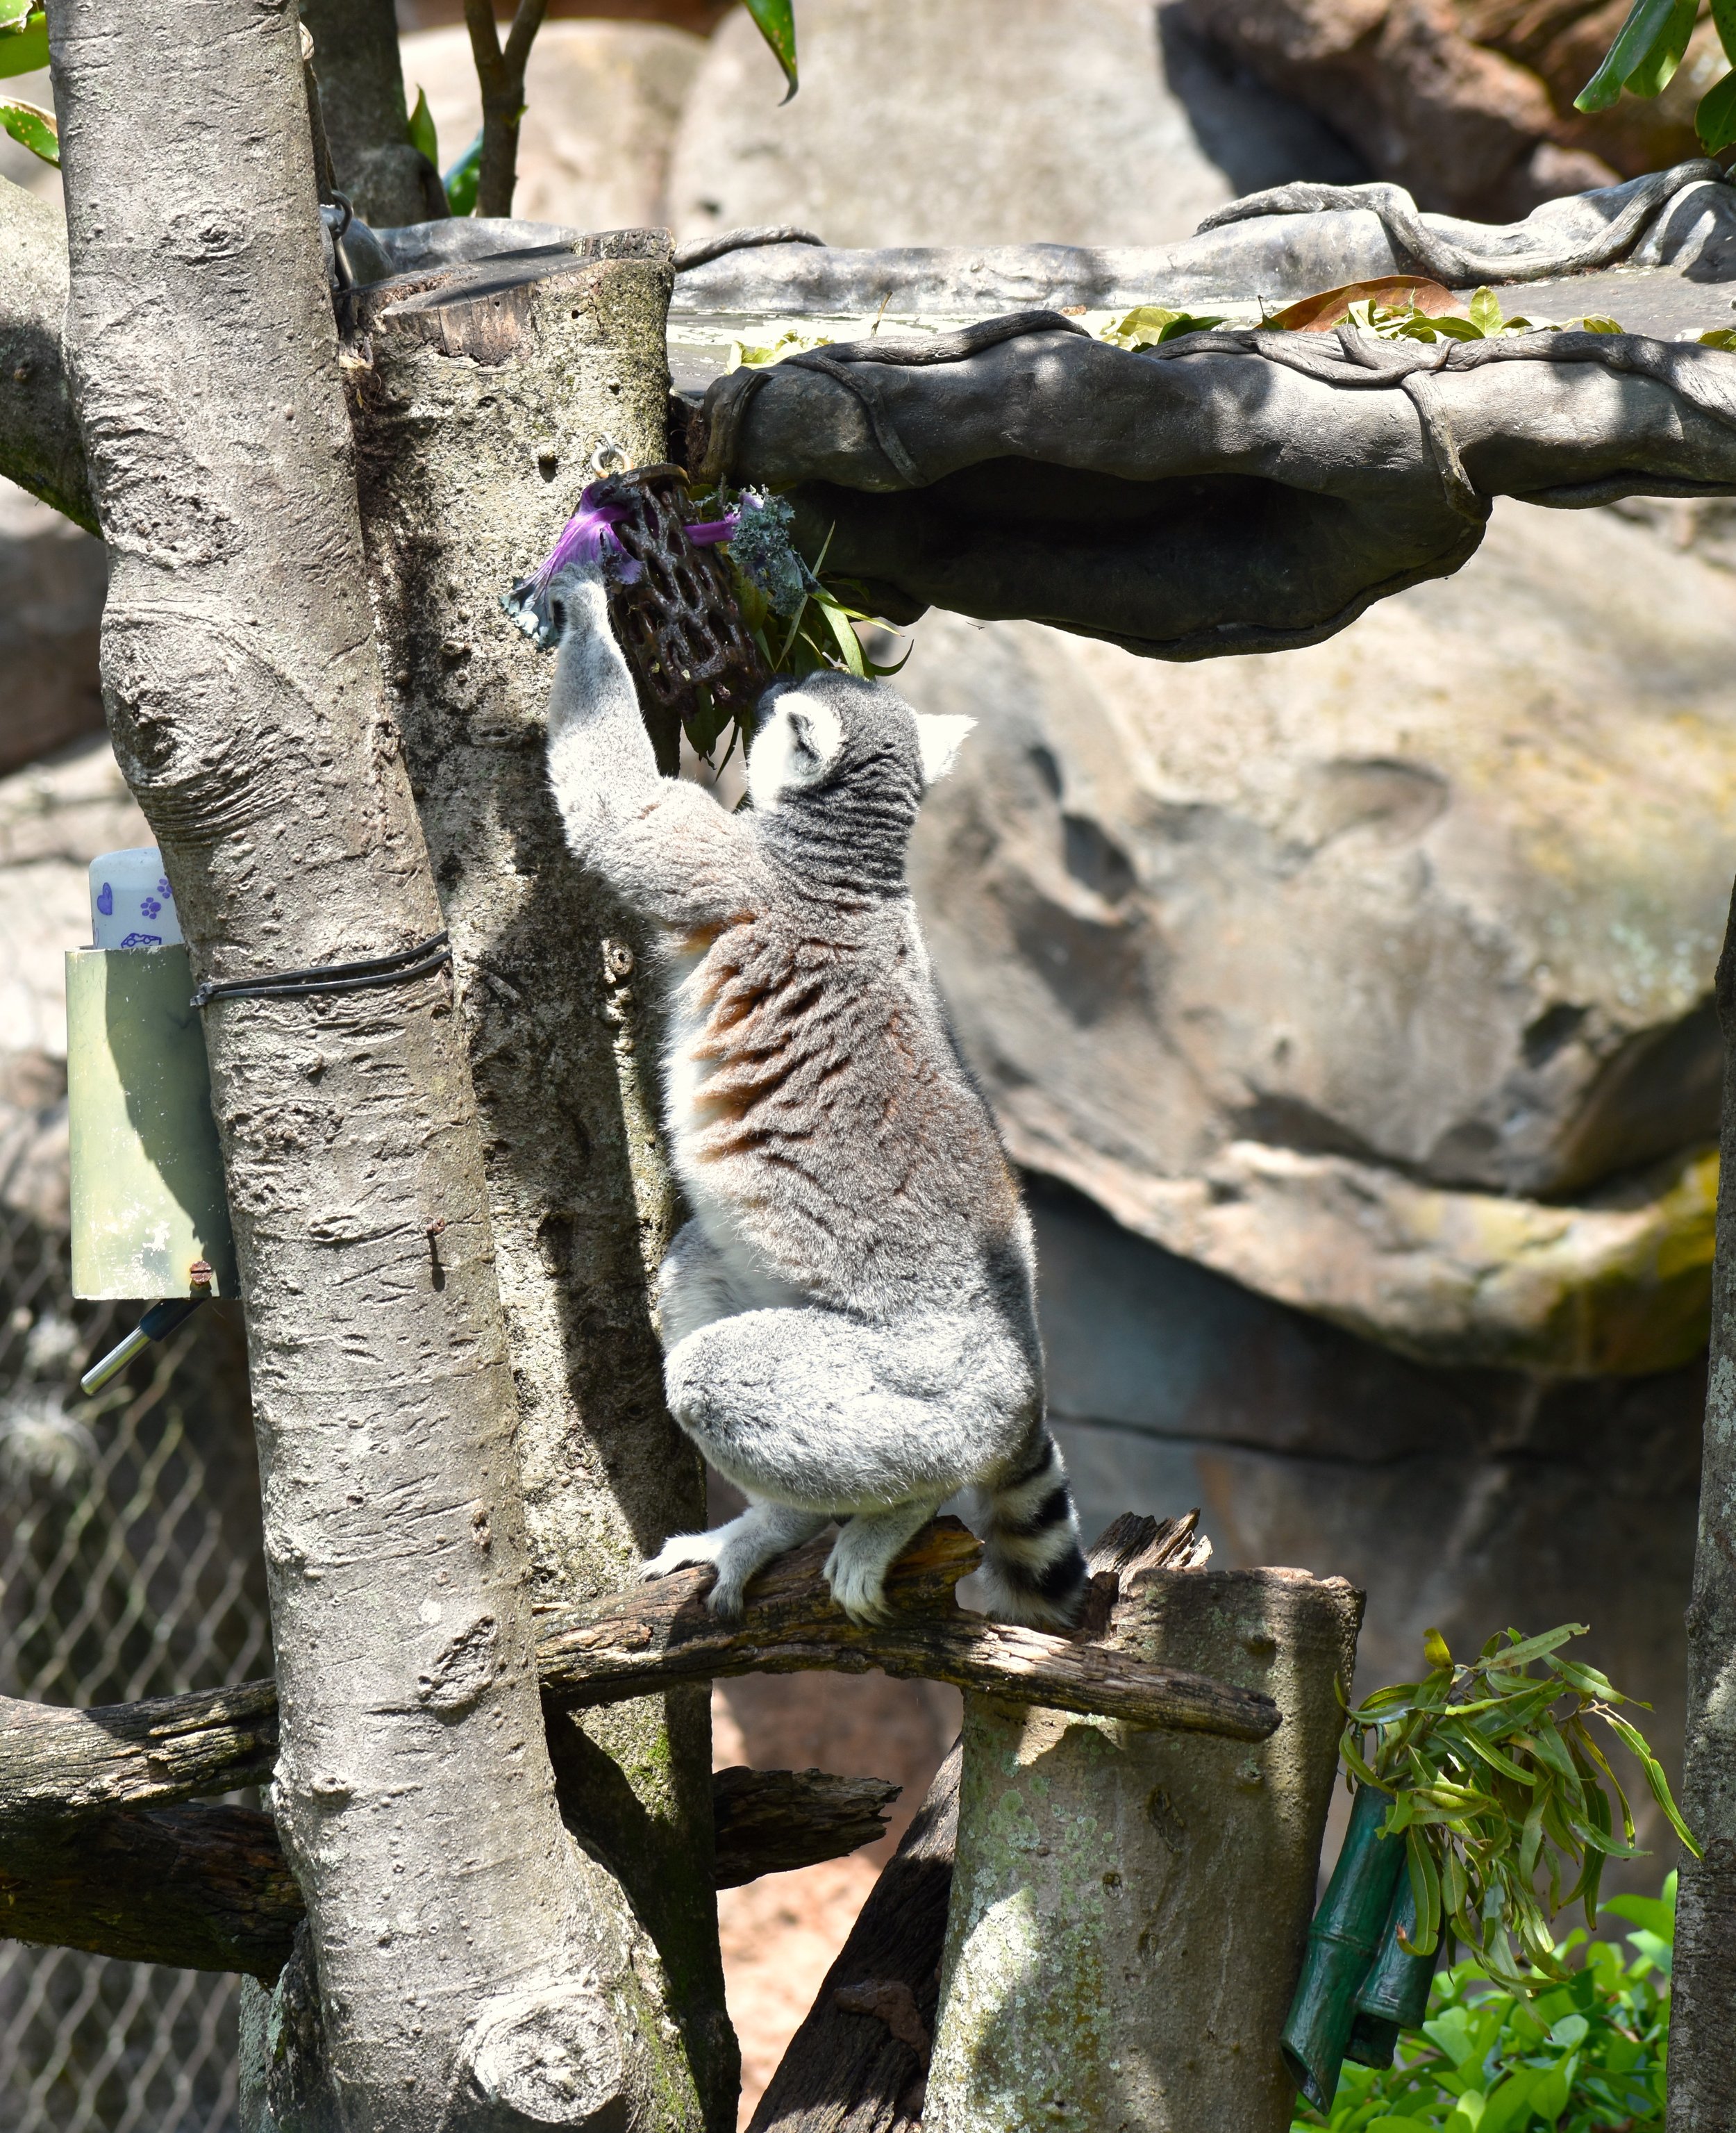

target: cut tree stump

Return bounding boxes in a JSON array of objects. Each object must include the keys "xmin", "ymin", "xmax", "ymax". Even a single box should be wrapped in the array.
[{"xmin": 926, "ymin": 1534, "xmax": 1363, "ymax": 2133}]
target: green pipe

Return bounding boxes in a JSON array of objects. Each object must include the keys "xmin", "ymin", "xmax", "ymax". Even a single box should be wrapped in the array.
[
  {"xmin": 1281, "ymin": 1782, "xmax": 1407, "ymax": 2113},
  {"xmin": 1347, "ymin": 1867, "xmax": 1437, "ymax": 2068}
]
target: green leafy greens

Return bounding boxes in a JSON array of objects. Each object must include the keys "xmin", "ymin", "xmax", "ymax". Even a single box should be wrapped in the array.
[{"xmin": 1342, "ymin": 1626, "xmax": 1699, "ymax": 1996}]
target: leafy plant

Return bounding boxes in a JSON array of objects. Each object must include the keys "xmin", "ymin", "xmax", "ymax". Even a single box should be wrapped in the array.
[
  {"xmin": 1342, "ymin": 1626, "xmax": 1699, "ymax": 1995},
  {"xmin": 444, "ymin": 131, "xmax": 484, "ymax": 218},
  {"xmin": 1576, "ymin": 0, "xmax": 1736, "ymax": 153},
  {"xmin": 0, "ymin": 0, "xmax": 55, "ymax": 167},
  {"xmin": 1099, "ymin": 304, "xmax": 1226, "ymax": 348},
  {"xmin": 725, "ymin": 328, "xmax": 836, "ymax": 372},
  {"xmin": 1294, "ymin": 1879, "xmax": 1677, "ymax": 2133},
  {"xmin": 744, "ymin": 0, "xmax": 799, "ymax": 102}
]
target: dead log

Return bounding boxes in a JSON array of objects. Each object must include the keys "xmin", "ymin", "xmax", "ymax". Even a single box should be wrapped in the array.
[
  {"xmin": 0, "ymin": 1767, "xmax": 905, "ymax": 1977},
  {"xmin": 712, "ymin": 1768, "xmax": 901, "ymax": 1889},
  {"xmin": 0, "ymin": 1520, "xmax": 1280, "ymax": 1838}
]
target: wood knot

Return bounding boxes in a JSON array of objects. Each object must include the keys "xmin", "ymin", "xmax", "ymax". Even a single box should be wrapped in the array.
[{"xmin": 833, "ymin": 1979, "xmax": 931, "ymax": 2068}]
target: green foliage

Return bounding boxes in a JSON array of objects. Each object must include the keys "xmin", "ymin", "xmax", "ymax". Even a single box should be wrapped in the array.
[
  {"xmin": 744, "ymin": 0, "xmax": 799, "ymax": 101},
  {"xmin": 1576, "ymin": 0, "xmax": 1736, "ymax": 151},
  {"xmin": 1099, "ymin": 304, "xmax": 1227, "ymax": 347},
  {"xmin": 1343, "ymin": 1625, "xmax": 1698, "ymax": 1993},
  {"xmin": 725, "ymin": 328, "xmax": 835, "ymax": 371},
  {"xmin": 1333, "ymin": 286, "xmax": 1546, "ymax": 341},
  {"xmin": 444, "ymin": 130, "xmax": 483, "ymax": 218},
  {"xmin": 406, "ymin": 85, "xmax": 439, "ymax": 171},
  {"xmin": 1294, "ymin": 1879, "xmax": 1676, "ymax": 2133},
  {"xmin": 0, "ymin": 1, "xmax": 47, "ymax": 81},
  {"xmin": 0, "ymin": 92, "xmax": 53, "ymax": 163}
]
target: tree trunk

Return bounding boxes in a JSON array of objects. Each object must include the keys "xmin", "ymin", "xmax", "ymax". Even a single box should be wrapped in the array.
[
  {"xmin": 344, "ymin": 240, "xmax": 731, "ymax": 2124},
  {"xmin": 46, "ymin": 2, "xmax": 669, "ymax": 2126},
  {"xmin": 1670, "ymin": 878, "xmax": 1736, "ymax": 2133},
  {"xmin": 925, "ymin": 1566, "xmax": 1362, "ymax": 2133},
  {"xmin": 0, "ymin": 178, "xmax": 92, "ymax": 529},
  {"xmin": 300, "ymin": 0, "xmax": 446, "ymax": 227}
]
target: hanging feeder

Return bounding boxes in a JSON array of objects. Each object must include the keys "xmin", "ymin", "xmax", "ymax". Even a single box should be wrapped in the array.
[{"xmin": 67, "ymin": 847, "xmax": 235, "ymax": 1389}]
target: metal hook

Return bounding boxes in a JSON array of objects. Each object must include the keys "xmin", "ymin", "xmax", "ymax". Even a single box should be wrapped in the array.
[{"xmin": 590, "ymin": 435, "xmax": 632, "ymax": 478}]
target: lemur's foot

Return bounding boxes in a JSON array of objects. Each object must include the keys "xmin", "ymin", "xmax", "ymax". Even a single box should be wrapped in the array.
[
  {"xmin": 641, "ymin": 1529, "xmax": 751, "ymax": 1621},
  {"xmin": 641, "ymin": 1529, "xmax": 728, "ymax": 1582},
  {"xmin": 822, "ymin": 1539, "xmax": 894, "ymax": 1628}
]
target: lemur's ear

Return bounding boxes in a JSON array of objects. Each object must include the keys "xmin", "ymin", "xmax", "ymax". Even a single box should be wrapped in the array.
[{"xmin": 915, "ymin": 713, "xmax": 975, "ymax": 786}]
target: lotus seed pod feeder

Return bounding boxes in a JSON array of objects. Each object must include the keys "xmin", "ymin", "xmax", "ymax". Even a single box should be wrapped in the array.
[{"xmin": 67, "ymin": 849, "xmax": 235, "ymax": 1347}]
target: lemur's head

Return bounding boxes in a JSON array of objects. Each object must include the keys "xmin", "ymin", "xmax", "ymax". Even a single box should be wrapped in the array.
[{"xmin": 746, "ymin": 673, "xmax": 973, "ymax": 897}]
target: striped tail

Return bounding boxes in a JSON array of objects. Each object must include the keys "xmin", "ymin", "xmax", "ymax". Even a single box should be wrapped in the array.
[{"xmin": 977, "ymin": 1429, "xmax": 1088, "ymax": 1629}]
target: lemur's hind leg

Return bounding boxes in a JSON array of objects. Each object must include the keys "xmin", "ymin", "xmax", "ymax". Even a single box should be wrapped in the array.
[
  {"xmin": 660, "ymin": 1303, "xmax": 1028, "ymax": 1622},
  {"xmin": 642, "ymin": 1498, "xmax": 829, "ymax": 1620}
]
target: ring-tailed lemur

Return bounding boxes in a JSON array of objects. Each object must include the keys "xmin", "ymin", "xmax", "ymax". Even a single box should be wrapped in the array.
[{"xmin": 543, "ymin": 556, "xmax": 1087, "ymax": 1628}]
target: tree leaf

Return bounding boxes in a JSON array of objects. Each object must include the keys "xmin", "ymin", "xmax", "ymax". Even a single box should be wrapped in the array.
[
  {"xmin": 444, "ymin": 129, "xmax": 483, "ymax": 218},
  {"xmin": 743, "ymin": 0, "xmax": 798, "ymax": 101},
  {"xmin": 1467, "ymin": 287, "xmax": 1505, "ymax": 335},
  {"xmin": 1492, "ymin": 1625, "xmax": 1587, "ymax": 1669},
  {"xmin": 0, "ymin": 93, "xmax": 53, "ymax": 164},
  {"xmin": 1267, "ymin": 277, "xmax": 1464, "ymax": 333},
  {"xmin": 1697, "ymin": 67, "xmax": 1736, "ymax": 152},
  {"xmin": 407, "ymin": 85, "xmax": 439, "ymax": 171},
  {"xmin": 1424, "ymin": 1627, "xmax": 1453, "ymax": 1670},
  {"xmin": 1576, "ymin": 0, "xmax": 1687, "ymax": 108},
  {"xmin": 1625, "ymin": 0, "xmax": 1699, "ymax": 96},
  {"xmin": 0, "ymin": 8, "xmax": 47, "ymax": 79}
]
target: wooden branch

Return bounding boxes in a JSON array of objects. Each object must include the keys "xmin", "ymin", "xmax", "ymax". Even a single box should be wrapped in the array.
[
  {"xmin": 0, "ymin": 1520, "xmax": 1278, "ymax": 1840},
  {"xmin": 712, "ymin": 1768, "xmax": 899, "ymax": 1889},
  {"xmin": 0, "ymin": 1680, "xmax": 279, "ymax": 1831},
  {"xmin": 749, "ymin": 1746, "xmax": 960, "ymax": 2133},
  {"xmin": 462, "ymin": 0, "xmax": 549, "ymax": 217},
  {"xmin": 0, "ymin": 181, "xmax": 94, "ymax": 531},
  {"xmin": 536, "ymin": 1518, "xmax": 1281, "ymax": 1743},
  {"xmin": 0, "ymin": 1803, "xmax": 301, "ymax": 1980},
  {"xmin": 0, "ymin": 1767, "xmax": 903, "ymax": 1977}
]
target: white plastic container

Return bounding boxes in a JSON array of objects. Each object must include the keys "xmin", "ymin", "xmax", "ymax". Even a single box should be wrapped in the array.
[{"xmin": 89, "ymin": 847, "xmax": 183, "ymax": 950}]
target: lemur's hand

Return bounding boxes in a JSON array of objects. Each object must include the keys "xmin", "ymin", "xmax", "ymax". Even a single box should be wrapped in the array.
[{"xmin": 503, "ymin": 551, "xmax": 612, "ymax": 653}]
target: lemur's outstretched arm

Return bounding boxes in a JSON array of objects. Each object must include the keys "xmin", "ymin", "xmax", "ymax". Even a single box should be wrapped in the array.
[{"xmin": 544, "ymin": 558, "xmax": 761, "ymax": 927}]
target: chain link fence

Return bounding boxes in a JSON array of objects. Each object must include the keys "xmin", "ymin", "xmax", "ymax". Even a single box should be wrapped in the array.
[{"xmin": 0, "ymin": 1177, "xmax": 269, "ymax": 2133}]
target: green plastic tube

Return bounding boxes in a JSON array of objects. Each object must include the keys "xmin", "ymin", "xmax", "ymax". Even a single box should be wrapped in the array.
[
  {"xmin": 1347, "ymin": 1868, "xmax": 1437, "ymax": 2067},
  {"xmin": 1281, "ymin": 1782, "xmax": 1407, "ymax": 2113}
]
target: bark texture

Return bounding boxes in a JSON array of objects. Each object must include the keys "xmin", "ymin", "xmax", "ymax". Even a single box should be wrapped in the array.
[
  {"xmin": 926, "ymin": 1565, "xmax": 1362, "ymax": 2133},
  {"xmin": 1670, "ymin": 877, "xmax": 1736, "ymax": 2133},
  {"xmin": 300, "ymin": 0, "xmax": 446, "ymax": 226},
  {"xmin": 0, "ymin": 1802, "xmax": 299, "ymax": 1977},
  {"xmin": 47, "ymin": 3, "xmax": 669, "ymax": 2127},
  {"xmin": 0, "ymin": 179, "xmax": 94, "ymax": 531},
  {"xmin": 344, "ymin": 239, "xmax": 730, "ymax": 2124}
]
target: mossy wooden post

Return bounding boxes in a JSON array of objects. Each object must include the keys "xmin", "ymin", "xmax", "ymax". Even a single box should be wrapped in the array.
[{"xmin": 926, "ymin": 1566, "xmax": 1362, "ymax": 2133}]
